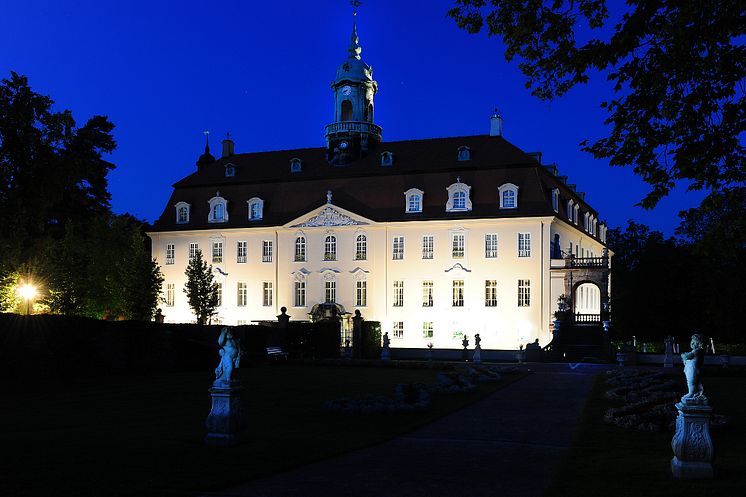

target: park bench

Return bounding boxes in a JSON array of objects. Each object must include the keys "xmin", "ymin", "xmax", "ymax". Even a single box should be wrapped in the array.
[{"xmin": 266, "ymin": 346, "xmax": 289, "ymax": 361}]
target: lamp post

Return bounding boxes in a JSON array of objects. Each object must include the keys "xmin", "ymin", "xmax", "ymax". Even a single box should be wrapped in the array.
[{"xmin": 18, "ymin": 283, "xmax": 36, "ymax": 315}]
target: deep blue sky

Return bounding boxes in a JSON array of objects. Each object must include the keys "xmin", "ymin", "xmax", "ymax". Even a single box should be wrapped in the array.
[{"xmin": 1, "ymin": 0, "xmax": 704, "ymax": 235}]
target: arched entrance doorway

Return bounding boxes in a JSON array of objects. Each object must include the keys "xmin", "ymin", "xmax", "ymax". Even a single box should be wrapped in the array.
[{"xmin": 573, "ymin": 282, "xmax": 601, "ymax": 323}]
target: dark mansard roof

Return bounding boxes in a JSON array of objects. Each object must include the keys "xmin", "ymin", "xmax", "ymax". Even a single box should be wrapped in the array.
[{"xmin": 151, "ymin": 134, "xmax": 601, "ymax": 237}]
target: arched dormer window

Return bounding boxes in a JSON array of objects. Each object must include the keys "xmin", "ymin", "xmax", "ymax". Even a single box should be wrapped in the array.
[
  {"xmin": 290, "ymin": 158, "xmax": 302, "ymax": 173},
  {"xmin": 175, "ymin": 201, "xmax": 191, "ymax": 224},
  {"xmin": 457, "ymin": 146, "xmax": 471, "ymax": 161},
  {"xmin": 584, "ymin": 212, "xmax": 590, "ymax": 232},
  {"xmin": 247, "ymin": 197, "xmax": 264, "ymax": 221},
  {"xmin": 446, "ymin": 179, "xmax": 472, "ymax": 212},
  {"xmin": 207, "ymin": 195, "xmax": 228, "ymax": 223},
  {"xmin": 498, "ymin": 183, "xmax": 519, "ymax": 209},
  {"xmin": 380, "ymin": 151, "xmax": 394, "ymax": 167},
  {"xmin": 324, "ymin": 234, "xmax": 337, "ymax": 261},
  {"xmin": 341, "ymin": 100, "xmax": 352, "ymax": 121},
  {"xmin": 567, "ymin": 199, "xmax": 574, "ymax": 220},
  {"xmin": 404, "ymin": 188, "xmax": 424, "ymax": 213},
  {"xmin": 225, "ymin": 163, "xmax": 235, "ymax": 177},
  {"xmin": 552, "ymin": 189, "xmax": 560, "ymax": 212},
  {"xmin": 573, "ymin": 204, "xmax": 579, "ymax": 225}
]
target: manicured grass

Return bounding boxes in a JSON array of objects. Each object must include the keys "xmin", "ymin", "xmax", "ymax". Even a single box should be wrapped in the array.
[
  {"xmin": 545, "ymin": 372, "xmax": 746, "ymax": 497},
  {"xmin": 0, "ymin": 363, "xmax": 523, "ymax": 497}
]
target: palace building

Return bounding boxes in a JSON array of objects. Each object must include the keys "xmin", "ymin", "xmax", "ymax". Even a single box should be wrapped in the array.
[{"xmin": 148, "ymin": 13, "xmax": 611, "ymax": 350}]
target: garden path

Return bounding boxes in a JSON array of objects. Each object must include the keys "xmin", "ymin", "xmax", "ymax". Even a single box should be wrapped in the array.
[{"xmin": 200, "ymin": 363, "xmax": 603, "ymax": 497}]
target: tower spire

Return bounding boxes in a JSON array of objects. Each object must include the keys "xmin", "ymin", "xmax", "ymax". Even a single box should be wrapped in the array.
[
  {"xmin": 203, "ymin": 130, "xmax": 210, "ymax": 153},
  {"xmin": 348, "ymin": 0, "xmax": 362, "ymax": 59}
]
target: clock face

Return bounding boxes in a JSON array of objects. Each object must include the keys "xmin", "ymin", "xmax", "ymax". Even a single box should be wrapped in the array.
[
  {"xmin": 342, "ymin": 85, "xmax": 352, "ymax": 96},
  {"xmin": 339, "ymin": 141, "xmax": 349, "ymax": 150}
]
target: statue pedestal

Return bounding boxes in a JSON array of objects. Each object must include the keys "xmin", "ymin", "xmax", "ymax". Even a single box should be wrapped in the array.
[
  {"xmin": 473, "ymin": 345, "xmax": 482, "ymax": 364},
  {"xmin": 206, "ymin": 384, "xmax": 247, "ymax": 446},
  {"xmin": 381, "ymin": 344, "xmax": 391, "ymax": 361},
  {"xmin": 671, "ymin": 401, "xmax": 714, "ymax": 479}
]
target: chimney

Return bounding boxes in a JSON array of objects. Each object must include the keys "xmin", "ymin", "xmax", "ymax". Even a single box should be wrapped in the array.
[
  {"xmin": 222, "ymin": 133, "xmax": 234, "ymax": 158},
  {"xmin": 490, "ymin": 109, "xmax": 503, "ymax": 137}
]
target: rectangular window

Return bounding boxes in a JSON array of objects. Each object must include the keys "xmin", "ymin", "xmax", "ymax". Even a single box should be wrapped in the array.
[
  {"xmin": 518, "ymin": 233, "xmax": 531, "ymax": 257},
  {"xmin": 485, "ymin": 234, "xmax": 498, "ymax": 258},
  {"xmin": 165, "ymin": 283, "xmax": 175, "ymax": 307},
  {"xmin": 393, "ymin": 280, "xmax": 404, "ymax": 307},
  {"xmin": 356, "ymin": 280, "xmax": 367, "ymax": 307},
  {"xmin": 237, "ymin": 282, "xmax": 247, "ymax": 307},
  {"xmin": 422, "ymin": 235, "xmax": 434, "ymax": 259},
  {"xmin": 422, "ymin": 280, "xmax": 433, "ymax": 307},
  {"xmin": 263, "ymin": 282, "xmax": 273, "ymax": 307},
  {"xmin": 393, "ymin": 321, "xmax": 404, "ymax": 339},
  {"xmin": 165, "ymin": 244, "xmax": 175, "ymax": 265},
  {"xmin": 189, "ymin": 243, "xmax": 199, "ymax": 261},
  {"xmin": 422, "ymin": 321, "xmax": 434, "ymax": 339},
  {"xmin": 215, "ymin": 282, "xmax": 223, "ymax": 307},
  {"xmin": 452, "ymin": 280, "xmax": 464, "ymax": 307},
  {"xmin": 262, "ymin": 240, "xmax": 273, "ymax": 263},
  {"xmin": 294, "ymin": 280, "xmax": 306, "ymax": 307},
  {"xmin": 236, "ymin": 320, "xmax": 248, "ymax": 326},
  {"xmin": 294, "ymin": 237, "xmax": 306, "ymax": 262},
  {"xmin": 355, "ymin": 235, "xmax": 367, "ymax": 260},
  {"xmin": 485, "ymin": 280, "xmax": 497, "ymax": 307},
  {"xmin": 393, "ymin": 236, "xmax": 405, "ymax": 260},
  {"xmin": 324, "ymin": 236, "xmax": 337, "ymax": 261},
  {"xmin": 452, "ymin": 233, "xmax": 465, "ymax": 258},
  {"xmin": 237, "ymin": 241, "xmax": 247, "ymax": 263},
  {"xmin": 325, "ymin": 280, "xmax": 336, "ymax": 303},
  {"xmin": 212, "ymin": 241, "xmax": 223, "ymax": 263},
  {"xmin": 518, "ymin": 279, "xmax": 531, "ymax": 307}
]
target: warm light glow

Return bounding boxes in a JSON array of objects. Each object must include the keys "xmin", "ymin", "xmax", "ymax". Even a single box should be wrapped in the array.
[{"xmin": 18, "ymin": 283, "xmax": 37, "ymax": 301}]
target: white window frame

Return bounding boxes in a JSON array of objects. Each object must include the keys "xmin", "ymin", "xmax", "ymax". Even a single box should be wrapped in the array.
[
  {"xmin": 236, "ymin": 241, "xmax": 247, "ymax": 263},
  {"xmin": 248, "ymin": 197, "xmax": 264, "ymax": 221},
  {"xmin": 325, "ymin": 279, "xmax": 336, "ymax": 303},
  {"xmin": 237, "ymin": 282, "xmax": 248, "ymax": 307},
  {"xmin": 393, "ymin": 321, "xmax": 404, "ymax": 339},
  {"xmin": 175, "ymin": 201, "xmax": 191, "ymax": 224},
  {"xmin": 422, "ymin": 322, "xmax": 434, "ymax": 339},
  {"xmin": 422, "ymin": 235, "xmax": 434, "ymax": 259},
  {"xmin": 422, "ymin": 280, "xmax": 433, "ymax": 307},
  {"xmin": 446, "ymin": 181, "xmax": 472, "ymax": 212},
  {"xmin": 165, "ymin": 244, "xmax": 175, "ymax": 265},
  {"xmin": 452, "ymin": 280, "xmax": 464, "ymax": 307},
  {"xmin": 262, "ymin": 240, "xmax": 273, "ymax": 263},
  {"xmin": 215, "ymin": 282, "xmax": 223, "ymax": 307},
  {"xmin": 293, "ymin": 273, "xmax": 306, "ymax": 307},
  {"xmin": 518, "ymin": 233, "xmax": 531, "ymax": 258},
  {"xmin": 294, "ymin": 235, "xmax": 306, "ymax": 262},
  {"xmin": 552, "ymin": 188, "xmax": 560, "ymax": 212},
  {"xmin": 380, "ymin": 151, "xmax": 394, "ymax": 166},
  {"xmin": 355, "ymin": 233, "xmax": 367, "ymax": 260},
  {"xmin": 485, "ymin": 280, "xmax": 498, "ymax": 307},
  {"xmin": 262, "ymin": 282, "xmax": 273, "ymax": 307},
  {"xmin": 165, "ymin": 283, "xmax": 175, "ymax": 307},
  {"xmin": 457, "ymin": 145, "xmax": 471, "ymax": 161},
  {"xmin": 355, "ymin": 279, "xmax": 367, "ymax": 307},
  {"xmin": 392, "ymin": 236, "xmax": 405, "ymax": 260},
  {"xmin": 573, "ymin": 204, "xmax": 579, "ymax": 225},
  {"xmin": 212, "ymin": 241, "xmax": 223, "ymax": 263},
  {"xmin": 498, "ymin": 183, "xmax": 519, "ymax": 209},
  {"xmin": 208, "ymin": 195, "xmax": 229, "ymax": 223},
  {"xmin": 518, "ymin": 279, "xmax": 531, "ymax": 307},
  {"xmin": 404, "ymin": 188, "xmax": 424, "ymax": 213},
  {"xmin": 567, "ymin": 199, "xmax": 574, "ymax": 220},
  {"xmin": 485, "ymin": 234, "xmax": 498, "ymax": 258},
  {"xmin": 189, "ymin": 243, "xmax": 199, "ymax": 261},
  {"xmin": 452, "ymin": 233, "xmax": 465, "ymax": 259},
  {"xmin": 324, "ymin": 235, "xmax": 337, "ymax": 261},
  {"xmin": 393, "ymin": 280, "xmax": 404, "ymax": 307}
]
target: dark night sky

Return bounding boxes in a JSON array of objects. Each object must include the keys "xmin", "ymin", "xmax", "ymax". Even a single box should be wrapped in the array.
[{"xmin": 1, "ymin": 0, "xmax": 705, "ymax": 235}]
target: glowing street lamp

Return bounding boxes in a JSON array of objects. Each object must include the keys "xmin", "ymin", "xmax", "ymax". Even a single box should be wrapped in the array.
[{"xmin": 18, "ymin": 283, "xmax": 37, "ymax": 315}]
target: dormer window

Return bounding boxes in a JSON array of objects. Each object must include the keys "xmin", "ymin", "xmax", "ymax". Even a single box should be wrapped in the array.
[
  {"xmin": 208, "ymin": 195, "xmax": 229, "ymax": 223},
  {"xmin": 380, "ymin": 151, "xmax": 394, "ymax": 166},
  {"xmin": 404, "ymin": 188, "xmax": 424, "ymax": 213},
  {"xmin": 567, "ymin": 199, "xmax": 574, "ymax": 220},
  {"xmin": 225, "ymin": 163, "xmax": 235, "ymax": 177},
  {"xmin": 247, "ymin": 197, "xmax": 264, "ymax": 221},
  {"xmin": 573, "ymin": 204, "xmax": 579, "ymax": 225},
  {"xmin": 552, "ymin": 189, "xmax": 560, "ymax": 212},
  {"xmin": 498, "ymin": 183, "xmax": 519, "ymax": 209},
  {"xmin": 290, "ymin": 158, "xmax": 302, "ymax": 173},
  {"xmin": 457, "ymin": 146, "xmax": 471, "ymax": 161},
  {"xmin": 446, "ymin": 179, "xmax": 472, "ymax": 212},
  {"xmin": 175, "ymin": 201, "xmax": 191, "ymax": 224},
  {"xmin": 584, "ymin": 212, "xmax": 590, "ymax": 232}
]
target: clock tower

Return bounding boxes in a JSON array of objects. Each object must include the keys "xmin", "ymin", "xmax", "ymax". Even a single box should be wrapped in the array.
[{"xmin": 325, "ymin": 5, "xmax": 381, "ymax": 165}]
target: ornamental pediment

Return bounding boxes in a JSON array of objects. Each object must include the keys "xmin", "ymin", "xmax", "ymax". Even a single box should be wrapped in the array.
[{"xmin": 288, "ymin": 204, "xmax": 371, "ymax": 228}]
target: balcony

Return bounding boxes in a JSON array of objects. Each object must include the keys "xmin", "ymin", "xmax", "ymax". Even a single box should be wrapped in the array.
[
  {"xmin": 574, "ymin": 313, "xmax": 601, "ymax": 324},
  {"xmin": 325, "ymin": 121, "xmax": 382, "ymax": 141},
  {"xmin": 551, "ymin": 255, "xmax": 609, "ymax": 269}
]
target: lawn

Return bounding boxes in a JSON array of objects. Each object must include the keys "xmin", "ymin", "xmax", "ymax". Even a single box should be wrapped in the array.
[
  {"xmin": 546, "ymin": 370, "xmax": 746, "ymax": 497},
  {"xmin": 0, "ymin": 363, "xmax": 523, "ymax": 497}
]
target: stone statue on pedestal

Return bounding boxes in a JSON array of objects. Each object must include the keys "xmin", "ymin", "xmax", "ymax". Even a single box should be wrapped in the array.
[
  {"xmin": 473, "ymin": 333, "xmax": 482, "ymax": 364},
  {"xmin": 381, "ymin": 332, "xmax": 391, "ymax": 361},
  {"xmin": 214, "ymin": 327, "xmax": 242, "ymax": 387},
  {"xmin": 681, "ymin": 333, "xmax": 706, "ymax": 404}
]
